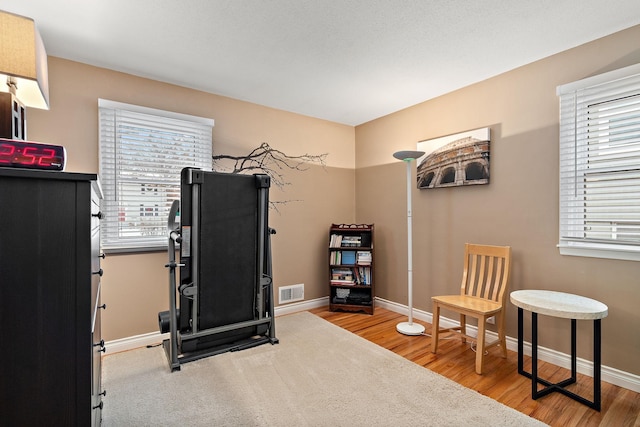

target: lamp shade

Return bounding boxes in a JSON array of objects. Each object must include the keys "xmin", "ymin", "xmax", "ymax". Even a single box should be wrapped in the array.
[
  {"xmin": 393, "ymin": 150, "xmax": 425, "ymax": 162},
  {"xmin": 0, "ymin": 10, "xmax": 49, "ymax": 110}
]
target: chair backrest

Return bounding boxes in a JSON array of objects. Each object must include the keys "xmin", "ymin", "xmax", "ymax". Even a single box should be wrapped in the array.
[{"xmin": 459, "ymin": 243, "xmax": 512, "ymax": 304}]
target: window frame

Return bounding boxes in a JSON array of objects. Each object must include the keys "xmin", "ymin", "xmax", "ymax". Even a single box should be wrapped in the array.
[
  {"xmin": 557, "ymin": 63, "xmax": 640, "ymax": 262},
  {"xmin": 98, "ymin": 99, "xmax": 214, "ymax": 253}
]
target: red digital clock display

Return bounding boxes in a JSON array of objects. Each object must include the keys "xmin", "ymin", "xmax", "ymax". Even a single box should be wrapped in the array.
[{"xmin": 0, "ymin": 138, "xmax": 66, "ymax": 171}]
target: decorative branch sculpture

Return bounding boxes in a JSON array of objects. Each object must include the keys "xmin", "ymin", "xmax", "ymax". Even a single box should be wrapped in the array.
[{"xmin": 212, "ymin": 142, "xmax": 328, "ymax": 210}]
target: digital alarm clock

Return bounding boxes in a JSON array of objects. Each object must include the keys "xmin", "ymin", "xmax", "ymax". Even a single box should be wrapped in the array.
[{"xmin": 0, "ymin": 138, "xmax": 66, "ymax": 171}]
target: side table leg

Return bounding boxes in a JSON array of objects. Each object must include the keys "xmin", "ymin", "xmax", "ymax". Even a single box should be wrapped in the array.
[
  {"xmin": 532, "ymin": 312, "xmax": 538, "ymax": 398},
  {"xmin": 571, "ymin": 318, "xmax": 577, "ymax": 381},
  {"xmin": 517, "ymin": 307, "xmax": 524, "ymax": 374},
  {"xmin": 594, "ymin": 319, "xmax": 602, "ymax": 411}
]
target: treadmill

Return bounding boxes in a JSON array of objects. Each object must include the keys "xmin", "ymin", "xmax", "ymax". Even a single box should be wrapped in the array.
[{"xmin": 160, "ymin": 167, "xmax": 278, "ymax": 371}]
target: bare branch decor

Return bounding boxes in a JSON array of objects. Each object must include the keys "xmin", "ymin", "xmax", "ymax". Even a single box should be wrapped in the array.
[{"xmin": 212, "ymin": 142, "xmax": 328, "ymax": 210}]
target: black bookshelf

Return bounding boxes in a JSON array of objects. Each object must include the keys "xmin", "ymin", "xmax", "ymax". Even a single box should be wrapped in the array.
[{"xmin": 328, "ymin": 223, "xmax": 374, "ymax": 314}]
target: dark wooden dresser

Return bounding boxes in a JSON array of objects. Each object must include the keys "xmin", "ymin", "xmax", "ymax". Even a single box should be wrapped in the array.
[{"xmin": 0, "ymin": 167, "xmax": 105, "ymax": 426}]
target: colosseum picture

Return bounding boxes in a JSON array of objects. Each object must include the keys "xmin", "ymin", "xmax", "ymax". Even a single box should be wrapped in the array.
[{"xmin": 416, "ymin": 127, "xmax": 490, "ymax": 189}]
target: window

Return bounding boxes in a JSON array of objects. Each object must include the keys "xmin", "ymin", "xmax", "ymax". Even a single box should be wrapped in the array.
[
  {"xmin": 557, "ymin": 63, "xmax": 640, "ymax": 261},
  {"xmin": 99, "ymin": 99, "xmax": 214, "ymax": 252}
]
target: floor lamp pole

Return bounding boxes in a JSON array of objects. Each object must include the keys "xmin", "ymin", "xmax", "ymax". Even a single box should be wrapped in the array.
[{"xmin": 393, "ymin": 150, "xmax": 425, "ymax": 336}]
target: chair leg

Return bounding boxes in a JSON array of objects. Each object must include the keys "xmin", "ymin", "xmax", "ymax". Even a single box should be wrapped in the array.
[
  {"xmin": 475, "ymin": 317, "xmax": 486, "ymax": 374},
  {"xmin": 460, "ymin": 314, "xmax": 467, "ymax": 343},
  {"xmin": 497, "ymin": 312, "xmax": 507, "ymax": 358},
  {"xmin": 431, "ymin": 303, "xmax": 440, "ymax": 353}
]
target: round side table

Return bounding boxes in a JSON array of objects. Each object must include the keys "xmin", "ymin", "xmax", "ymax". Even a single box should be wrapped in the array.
[{"xmin": 510, "ymin": 290, "xmax": 608, "ymax": 411}]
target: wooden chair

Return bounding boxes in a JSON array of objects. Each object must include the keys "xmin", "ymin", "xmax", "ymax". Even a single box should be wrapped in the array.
[{"xmin": 431, "ymin": 243, "xmax": 512, "ymax": 374}]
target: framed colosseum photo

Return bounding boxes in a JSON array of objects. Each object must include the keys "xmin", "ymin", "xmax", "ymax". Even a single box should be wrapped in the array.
[{"xmin": 416, "ymin": 127, "xmax": 490, "ymax": 189}]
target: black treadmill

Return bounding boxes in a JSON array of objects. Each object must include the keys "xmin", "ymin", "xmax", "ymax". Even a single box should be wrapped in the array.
[{"xmin": 160, "ymin": 167, "xmax": 278, "ymax": 371}]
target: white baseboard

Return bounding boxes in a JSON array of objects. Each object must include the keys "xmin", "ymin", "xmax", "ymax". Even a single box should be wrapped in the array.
[
  {"xmin": 105, "ymin": 331, "xmax": 169, "ymax": 355},
  {"xmin": 104, "ymin": 297, "xmax": 329, "ymax": 355},
  {"xmin": 375, "ymin": 297, "xmax": 640, "ymax": 393},
  {"xmin": 274, "ymin": 296, "xmax": 329, "ymax": 316}
]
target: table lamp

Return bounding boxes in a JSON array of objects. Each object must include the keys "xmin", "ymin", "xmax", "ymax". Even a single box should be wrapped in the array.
[{"xmin": 0, "ymin": 10, "xmax": 50, "ymax": 140}]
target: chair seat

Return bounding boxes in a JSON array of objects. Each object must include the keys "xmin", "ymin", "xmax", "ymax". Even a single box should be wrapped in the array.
[{"xmin": 432, "ymin": 295, "xmax": 502, "ymax": 316}]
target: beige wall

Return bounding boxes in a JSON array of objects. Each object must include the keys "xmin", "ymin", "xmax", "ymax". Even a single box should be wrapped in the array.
[
  {"xmin": 26, "ymin": 58, "xmax": 356, "ymax": 342},
  {"xmin": 355, "ymin": 25, "xmax": 640, "ymax": 375}
]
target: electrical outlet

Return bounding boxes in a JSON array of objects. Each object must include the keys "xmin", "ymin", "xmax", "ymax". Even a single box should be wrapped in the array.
[{"xmin": 487, "ymin": 316, "xmax": 495, "ymax": 324}]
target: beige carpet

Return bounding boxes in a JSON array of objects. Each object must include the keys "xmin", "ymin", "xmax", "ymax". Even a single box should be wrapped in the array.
[{"xmin": 102, "ymin": 311, "xmax": 547, "ymax": 426}]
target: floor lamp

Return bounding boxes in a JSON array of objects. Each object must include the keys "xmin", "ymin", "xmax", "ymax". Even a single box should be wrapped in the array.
[{"xmin": 393, "ymin": 150, "xmax": 426, "ymax": 336}]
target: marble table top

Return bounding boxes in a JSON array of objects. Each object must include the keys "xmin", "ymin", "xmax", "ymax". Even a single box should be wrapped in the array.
[{"xmin": 510, "ymin": 290, "xmax": 608, "ymax": 320}]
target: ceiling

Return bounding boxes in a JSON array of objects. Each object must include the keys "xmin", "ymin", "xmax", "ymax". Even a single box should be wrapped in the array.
[{"xmin": 4, "ymin": 1, "xmax": 640, "ymax": 126}]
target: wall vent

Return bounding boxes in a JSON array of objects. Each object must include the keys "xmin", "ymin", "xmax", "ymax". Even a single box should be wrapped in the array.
[{"xmin": 279, "ymin": 284, "xmax": 304, "ymax": 304}]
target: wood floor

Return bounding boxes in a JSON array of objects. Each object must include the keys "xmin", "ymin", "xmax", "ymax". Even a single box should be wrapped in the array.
[{"xmin": 309, "ymin": 306, "xmax": 640, "ymax": 427}]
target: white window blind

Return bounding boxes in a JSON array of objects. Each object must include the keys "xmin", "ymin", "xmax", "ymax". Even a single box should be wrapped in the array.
[
  {"xmin": 557, "ymin": 63, "xmax": 640, "ymax": 261},
  {"xmin": 99, "ymin": 99, "xmax": 213, "ymax": 252}
]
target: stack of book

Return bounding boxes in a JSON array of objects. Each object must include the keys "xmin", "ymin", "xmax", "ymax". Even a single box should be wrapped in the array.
[
  {"xmin": 340, "ymin": 235, "xmax": 362, "ymax": 247},
  {"xmin": 331, "ymin": 268, "xmax": 355, "ymax": 285},
  {"xmin": 329, "ymin": 234, "xmax": 343, "ymax": 248},
  {"xmin": 356, "ymin": 251, "xmax": 372, "ymax": 265}
]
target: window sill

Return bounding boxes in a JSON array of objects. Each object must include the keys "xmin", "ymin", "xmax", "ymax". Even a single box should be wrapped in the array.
[{"xmin": 558, "ymin": 243, "xmax": 640, "ymax": 262}]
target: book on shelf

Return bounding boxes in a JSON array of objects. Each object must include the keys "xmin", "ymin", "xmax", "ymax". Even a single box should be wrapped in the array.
[
  {"xmin": 356, "ymin": 250, "xmax": 372, "ymax": 265},
  {"xmin": 331, "ymin": 280, "xmax": 355, "ymax": 286},
  {"xmin": 352, "ymin": 266, "xmax": 371, "ymax": 285},
  {"xmin": 330, "ymin": 266, "xmax": 372, "ymax": 286},
  {"xmin": 331, "ymin": 250, "xmax": 369, "ymax": 266},
  {"xmin": 341, "ymin": 251, "xmax": 356, "ymax": 265},
  {"xmin": 340, "ymin": 235, "xmax": 362, "ymax": 247},
  {"xmin": 353, "ymin": 267, "xmax": 362, "ymax": 285},
  {"xmin": 331, "ymin": 267, "xmax": 355, "ymax": 285},
  {"xmin": 330, "ymin": 234, "xmax": 343, "ymax": 248},
  {"xmin": 330, "ymin": 251, "xmax": 342, "ymax": 265},
  {"xmin": 331, "ymin": 267, "xmax": 353, "ymax": 279}
]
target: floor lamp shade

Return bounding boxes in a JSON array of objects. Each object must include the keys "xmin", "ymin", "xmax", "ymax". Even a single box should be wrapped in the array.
[{"xmin": 393, "ymin": 150, "xmax": 425, "ymax": 336}]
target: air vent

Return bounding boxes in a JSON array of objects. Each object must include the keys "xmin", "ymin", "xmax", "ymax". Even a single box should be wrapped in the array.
[{"xmin": 279, "ymin": 284, "xmax": 304, "ymax": 304}]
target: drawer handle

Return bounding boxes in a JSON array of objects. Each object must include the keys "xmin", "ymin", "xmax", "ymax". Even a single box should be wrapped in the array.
[
  {"xmin": 98, "ymin": 303, "xmax": 107, "ymax": 310},
  {"xmin": 99, "ymin": 253, "xmax": 106, "ymax": 259},
  {"xmin": 92, "ymin": 211, "xmax": 105, "ymax": 220},
  {"xmin": 93, "ymin": 340, "xmax": 106, "ymax": 353},
  {"xmin": 99, "ymin": 390, "xmax": 107, "ymax": 397},
  {"xmin": 92, "ymin": 269, "xmax": 103, "ymax": 276},
  {"xmin": 92, "ymin": 401, "xmax": 104, "ymax": 410}
]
